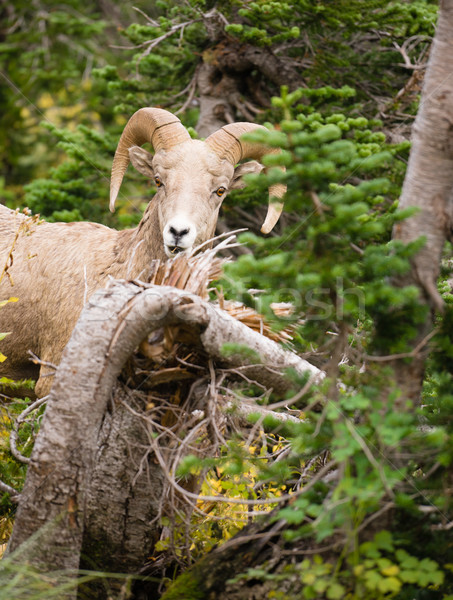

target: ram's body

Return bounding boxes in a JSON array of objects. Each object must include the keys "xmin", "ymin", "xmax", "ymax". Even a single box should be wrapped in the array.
[
  {"xmin": 0, "ymin": 108, "xmax": 285, "ymax": 397},
  {"xmin": 1, "ymin": 212, "xmax": 121, "ymax": 388}
]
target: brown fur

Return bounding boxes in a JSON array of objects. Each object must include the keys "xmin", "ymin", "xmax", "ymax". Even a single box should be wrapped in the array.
[{"xmin": 0, "ymin": 141, "xmax": 261, "ymax": 398}]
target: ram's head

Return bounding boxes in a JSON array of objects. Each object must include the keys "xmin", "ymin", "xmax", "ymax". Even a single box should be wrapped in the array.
[{"xmin": 110, "ymin": 108, "xmax": 285, "ymax": 257}]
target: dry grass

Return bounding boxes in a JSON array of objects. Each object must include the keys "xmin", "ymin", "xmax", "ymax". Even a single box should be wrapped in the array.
[{"xmin": 143, "ymin": 231, "xmax": 293, "ymax": 345}]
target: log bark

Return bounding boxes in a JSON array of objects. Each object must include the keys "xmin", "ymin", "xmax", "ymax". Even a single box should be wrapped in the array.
[
  {"xmin": 7, "ymin": 280, "xmax": 320, "ymax": 597},
  {"xmin": 183, "ymin": 300, "xmax": 321, "ymax": 392},
  {"xmin": 7, "ymin": 282, "xmax": 172, "ymax": 596},
  {"xmin": 78, "ymin": 384, "xmax": 165, "ymax": 598}
]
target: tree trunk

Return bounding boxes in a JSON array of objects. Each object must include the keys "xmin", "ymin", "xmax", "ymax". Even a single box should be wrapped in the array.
[
  {"xmin": 195, "ymin": 29, "xmax": 304, "ymax": 137},
  {"xmin": 391, "ymin": 0, "xmax": 453, "ymax": 399}
]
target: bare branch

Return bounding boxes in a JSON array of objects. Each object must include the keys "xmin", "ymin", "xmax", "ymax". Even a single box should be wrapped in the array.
[
  {"xmin": 393, "ymin": 35, "xmax": 431, "ymax": 70},
  {"xmin": 132, "ymin": 6, "xmax": 159, "ymax": 27},
  {"xmin": 175, "ymin": 74, "xmax": 198, "ymax": 115},
  {"xmin": 224, "ymin": 396, "xmax": 303, "ymax": 425},
  {"xmin": 9, "ymin": 396, "xmax": 48, "ymax": 464},
  {"xmin": 363, "ymin": 328, "xmax": 438, "ymax": 362},
  {"xmin": 0, "ymin": 479, "xmax": 20, "ymax": 502},
  {"xmin": 27, "ymin": 351, "xmax": 57, "ymax": 372},
  {"xmin": 344, "ymin": 419, "xmax": 394, "ymax": 498}
]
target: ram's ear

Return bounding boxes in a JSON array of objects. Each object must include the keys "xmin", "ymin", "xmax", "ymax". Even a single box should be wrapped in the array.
[
  {"xmin": 230, "ymin": 160, "xmax": 264, "ymax": 190},
  {"xmin": 129, "ymin": 146, "xmax": 155, "ymax": 178}
]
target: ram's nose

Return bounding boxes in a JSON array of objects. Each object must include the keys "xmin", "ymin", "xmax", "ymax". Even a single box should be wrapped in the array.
[{"xmin": 163, "ymin": 217, "xmax": 197, "ymax": 257}]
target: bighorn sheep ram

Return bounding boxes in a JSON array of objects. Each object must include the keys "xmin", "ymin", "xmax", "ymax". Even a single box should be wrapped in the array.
[{"xmin": 0, "ymin": 108, "xmax": 285, "ymax": 397}]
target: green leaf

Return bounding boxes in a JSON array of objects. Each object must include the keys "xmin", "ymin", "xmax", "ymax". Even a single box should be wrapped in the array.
[
  {"xmin": 176, "ymin": 454, "xmax": 202, "ymax": 477},
  {"xmin": 364, "ymin": 570, "xmax": 382, "ymax": 590},
  {"xmin": 313, "ymin": 124, "xmax": 342, "ymax": 143},
  {"xmin": 373, "ymin": 530, "xmax": 394, "ymax": 552},
  {"xmin": 326, "ymin": 583, "xmax": 346, "ymax": 599},
  {"xmin": 313, "ymin": 579, "xmax": 328, "ymax": 593},
  {"xmin": 430, "ymin": 570, "xmax": 444, "ymax": 586},
  {"xmin": 378, "ymin": 576, "xmax": 401, "ymax": 594},
  {"xmin": 360, "ymin": 541, "xmax": 381, "ymax": 559},
  {"xmin": 279, "ymin": 507, "xmax": 305, "ymax": 525},
  {"xmin": 419, "ymin": 558, "xmax": 439, "ymax": 572},
  {"xmin": 221, "ymin": 343, "xmax": 261, "ymax": 363},
  {"xmin": 399, "ymin": 570, "xmax": 419, "ymax": 584},
  {"xmin": 396, "ymin": 550, "xmax": 419, "ymax": 570}
]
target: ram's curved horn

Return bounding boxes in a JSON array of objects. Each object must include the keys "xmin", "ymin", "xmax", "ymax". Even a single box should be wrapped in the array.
[
  {"xmin": 110, "ymin": 108, "xmax": 191, "ymax": 212},
  {"xmin": 205, "ymin": 123, "xmax": 286, "ymax": 234}
]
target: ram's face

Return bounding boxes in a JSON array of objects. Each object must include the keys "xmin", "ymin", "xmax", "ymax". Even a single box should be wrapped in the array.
[
  {"xmin": 153, "ymin": 142, "xmax": 233, "ymax": 256},
  {"xmin": 111, "ymin": 109, "xmax": 286, "ymax": 260},
  {"xmin": 129, "ymin": 141, "xmax": 262, "ymax": 257}
]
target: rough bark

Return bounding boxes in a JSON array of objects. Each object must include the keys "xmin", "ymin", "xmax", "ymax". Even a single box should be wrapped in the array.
[
  {"xmin": 196, "ymin": 62, "xmax": 238, "ymax": 138},
  {"xmin": 195, "ymin": 39, "xmax": 305, "ymax": 136},
  {"xmin": 391, "ymin": 0, "xmax": 453, "ymax": 399},
  {"xmin": 6, "ymin": 282, "xmax": 173, "ymax": 585},
  {"xmin": 78, "ymin": 384, "xmax": 165, "ymax": 598},
  {"xmin": 185, "ymin": 301, "xmax": 321, "ymax": 392},
  {"xmin": 394, "ymin": 1, "xmax": 453, "ymax": 300},
  {"xmin": 7, "ymin": 280, "xmax": 321, "ymax": 597}
]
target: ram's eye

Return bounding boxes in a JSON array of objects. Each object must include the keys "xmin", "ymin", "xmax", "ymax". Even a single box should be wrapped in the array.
[
  {"xmin": 216, "ymin": 186, "xmax": 226, "ymax": 197},
  {"xmin": 154, "ymin": 176, "xmax": 163, "ymax": 187}
]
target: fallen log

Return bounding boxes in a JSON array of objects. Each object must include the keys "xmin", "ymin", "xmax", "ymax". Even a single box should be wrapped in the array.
[{"xmin": 6, "ymin": 278, "xmax": 321, "ymax": 598}]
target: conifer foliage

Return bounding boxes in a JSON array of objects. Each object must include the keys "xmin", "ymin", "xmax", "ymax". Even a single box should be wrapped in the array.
[{"xmin": 2, "ymin": 2, "xmax": 453, "ymax": 600}]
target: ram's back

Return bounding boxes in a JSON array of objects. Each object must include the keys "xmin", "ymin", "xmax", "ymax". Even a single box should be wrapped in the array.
[{"xmin": 0, "ymin": 205, "xmax": 121, "ymax": 395}]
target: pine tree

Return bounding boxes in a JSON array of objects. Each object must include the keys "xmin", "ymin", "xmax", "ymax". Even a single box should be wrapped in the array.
[{"xmin": 4, "ymin": 2, "xmax": 453, "ymax": 599}]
